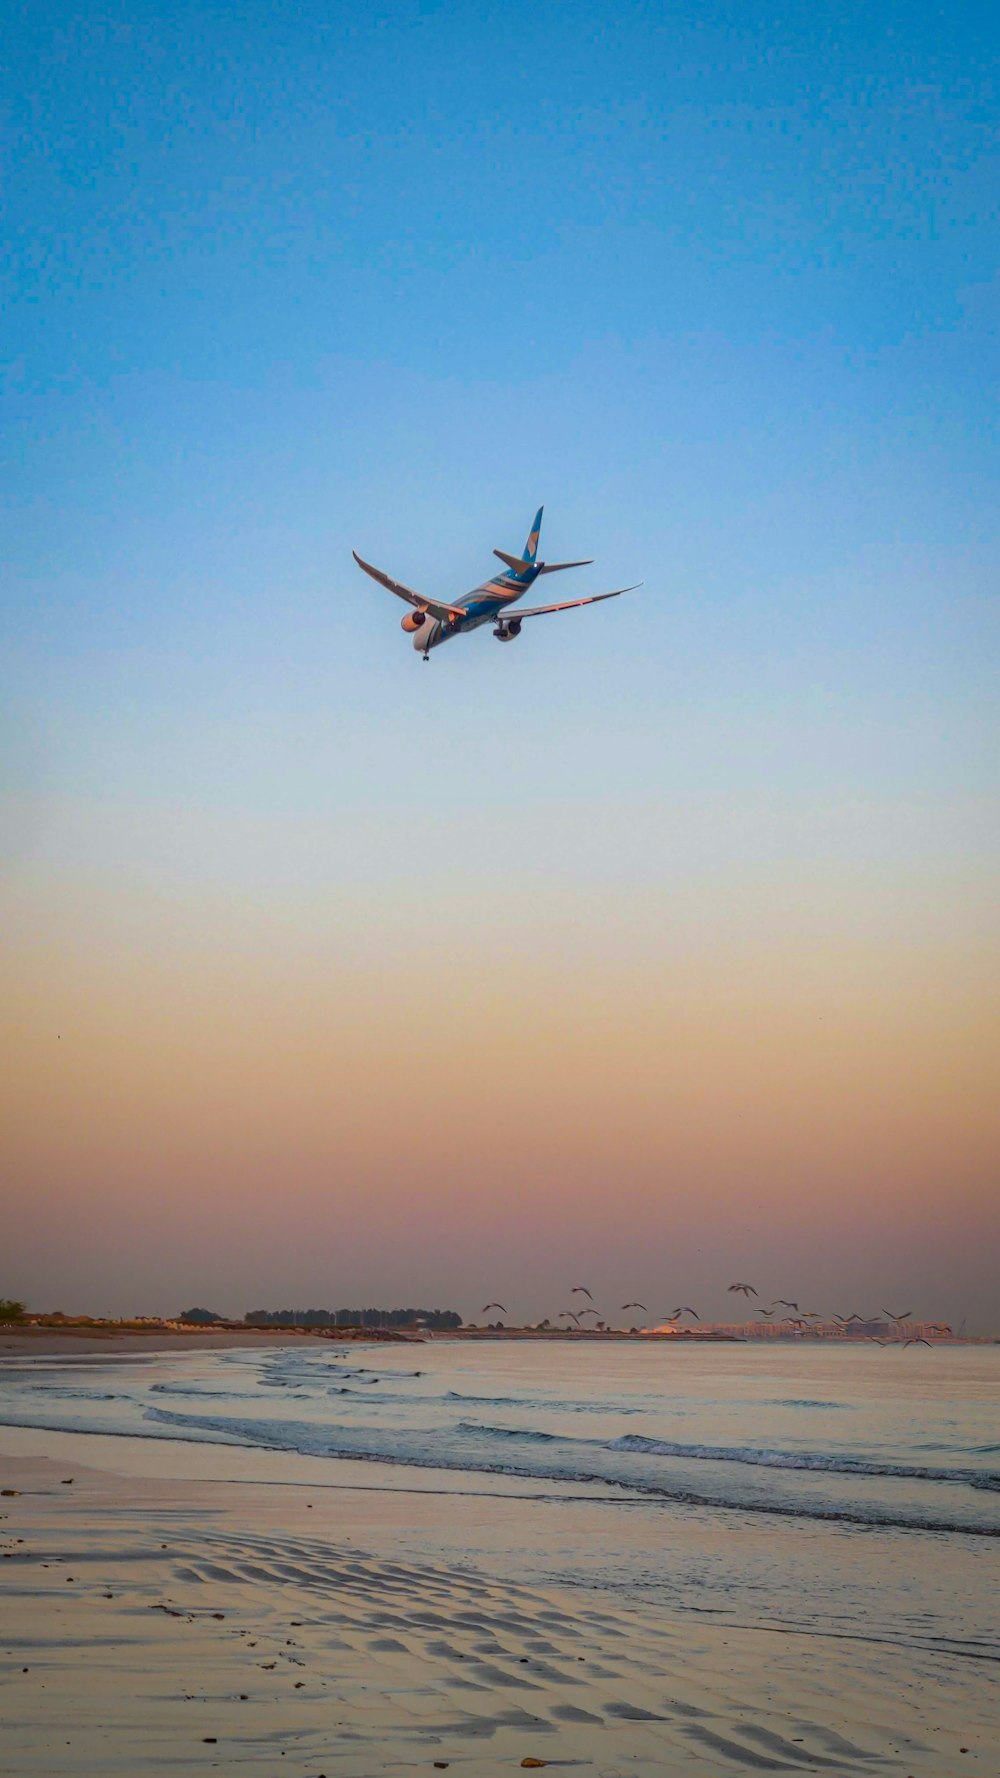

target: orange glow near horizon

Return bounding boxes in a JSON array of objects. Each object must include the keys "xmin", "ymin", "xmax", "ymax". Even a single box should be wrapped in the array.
[{"xmin": 4, "ymin": 850, "xmax": 997, "ymax": 1327}]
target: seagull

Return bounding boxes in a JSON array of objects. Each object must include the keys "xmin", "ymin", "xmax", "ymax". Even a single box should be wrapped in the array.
[
  {"xmin": 481, "ymin": 1302, "xmax": 508, "ymax": 1315},
  {"xmin": 728, "ymin": 1283, "xmax": 758, "ymax": 1296},
  {"xmin": 833, "ymin": 1312, "xmax": 863, "ymax": 1324},
  {"xmin": 882, "ymin": 1308, "xmax": 912, "ymax": 1322},
  {"xmin": 773, "ymin": 1300, "xmax": 799, "ymax": 1311},
  {"xmin": 673, "ymin": 1306, "xmax": 700, "ymax": 1320},
  {"xmin": 759, "ymin": 1308, "xmax": 775, "ymax": 1317},
  {"xmin": 558, "ymin": 1309, "xmax": 581, "ymax": 1322},
  {"xmin": 867, "ymin": 1336, "xmax": 891, "ymax": 1345},
  {"xmin": 571, "ymin": 1286, "xmax": 593, "ymax": 1300},
  {"xmin": 578, "ymin": 1306, "xmax": 600, "ymax": 1319},
  {"xmin": 784, "ymin": 1317, "xmax": 806, "ymax": 1328},
  {"xmin": 903, "ymin": 1337, "xmax": 932, "ymax": 1348},
  {"xmin": 928, "ymin": 1323, "xmax": 952, "ymax": 1335},
  {"xmin": 800, "ymin": 1310, "xmax": 821, "ymax": 1320},
  {"xmin": 621, "ymin": 1301, "xmax": 648, "ymax": 1312}
]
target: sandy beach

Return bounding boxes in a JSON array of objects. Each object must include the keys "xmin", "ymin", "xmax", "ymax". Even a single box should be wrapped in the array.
[
  {"xmin": 2, "ymin": 1336, "xmax": 998, "ymax": 1774},
  {"xmin": 0, "ymin": 1329, "xmax": 408, "ymax": 1359},
  {"xmin": 2, "ymin": 1447, "xmax": 991, "ymax": 1778}
]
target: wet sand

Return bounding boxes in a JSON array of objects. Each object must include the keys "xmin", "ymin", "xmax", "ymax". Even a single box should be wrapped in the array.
[{"xmin": 2, "ymin": 1449, "xmax": 996, "ymax": 1775}]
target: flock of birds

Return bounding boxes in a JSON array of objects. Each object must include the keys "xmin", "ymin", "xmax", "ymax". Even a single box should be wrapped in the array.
[{"xmin": 479, "ymin": 1283, "xmax": 951, "ymax": 1346}]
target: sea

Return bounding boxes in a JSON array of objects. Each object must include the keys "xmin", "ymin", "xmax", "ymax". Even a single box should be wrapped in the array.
[{"xmin": 2, "ymin": 1337, "xmax": 997, "ymax": 1661}]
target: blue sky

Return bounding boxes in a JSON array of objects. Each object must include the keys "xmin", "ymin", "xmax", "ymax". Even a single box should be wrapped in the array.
[
  {"xmin": 5, "ymin": 0, "xmax": 997, "ymax": 815},
  {"xmin": 3, "ymin": 2, "xmax": 998, "ymax": 1318}
]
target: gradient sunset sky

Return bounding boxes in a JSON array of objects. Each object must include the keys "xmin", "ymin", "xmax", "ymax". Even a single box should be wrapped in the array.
[{"xmin": 4, "ymin": 1, "xmax": 998, "ymax": 1327}]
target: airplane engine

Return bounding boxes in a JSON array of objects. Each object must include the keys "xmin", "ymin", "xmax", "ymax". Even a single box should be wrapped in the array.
[
  {"xmin": 401, "ymin": 610, "xmax": 426, "ymax": 632},
  {"xmin": 493, "ymin": 620, "xmax": 522, "ymax": 642}
]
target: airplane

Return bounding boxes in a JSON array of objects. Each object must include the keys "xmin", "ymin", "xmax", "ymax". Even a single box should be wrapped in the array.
[{"xmin": 352, "ymin": 506, "xmax": 640, "ymax": 660}]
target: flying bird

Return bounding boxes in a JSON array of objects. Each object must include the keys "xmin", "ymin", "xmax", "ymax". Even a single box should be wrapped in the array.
[
  {"xmin": 621, "ymin": 1301, "xmax": 648, "ymax": 1312},
  {"xmin": 903, "ymin": 1337, "xmax": 932, "ymax": 1348},
  {"xmin": 773, "ymin": 1300, "xmax": 799, "ymax": 1311},
  {"xmin": 727, "ymin": 1283, "xmax": 758, "ymax": 1296},
  {"xmin": 571, "ymin": 1286, "xmax": 594, "ymax": 1300},
  {"xmin": 558, "ymin": 1309, "xmax": 581, "ymax": 1322},
  {"xmin": 867, "ymin": 1336, "xmax": 890, "ymax": 1345},
  {"xmin": 578, "ymin": 1306, "xmax": 601, "ymax": 1319},
  {"xmin": 481, "ymin": 1302, "xmax": 508, "ymax": 1315},
  {"xmin": 759, "ymin": 1308, "xmax": 775, "ymax": 1317},
  {"xmin": 928, "ymin": 1323, "xmax": 952, "ymax": 1335},
  {"xmin": 673, "ymin": 1306, "xmax": 700, "ymax": 1320},
  {"xmin": 881, "ymin": 1308, "xmax": 912, "ymax": 1322}
]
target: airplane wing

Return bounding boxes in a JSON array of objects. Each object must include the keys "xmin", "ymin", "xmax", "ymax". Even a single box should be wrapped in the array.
[
  {"xmin": 352, "ymin": 551, "xmax": 467, "ymax": 622},
  {"xmin": 505, "ymin": 582, "xmax": 641, "ymax": 619}
]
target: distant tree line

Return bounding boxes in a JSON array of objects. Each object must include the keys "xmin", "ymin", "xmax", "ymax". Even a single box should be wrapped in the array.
[
  {"xmin": 243, "ymin": 1307, "xmax": 463, "ymax": 1329},
  {"xmin": 0, "ymin": 1298, "xmax": 26, "ymax": 1323}
]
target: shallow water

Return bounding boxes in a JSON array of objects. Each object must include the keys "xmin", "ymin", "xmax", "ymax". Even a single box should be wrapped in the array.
[{"xmin": 2, "ymin": 1338, "xmax": 997, "ymax": 1658}]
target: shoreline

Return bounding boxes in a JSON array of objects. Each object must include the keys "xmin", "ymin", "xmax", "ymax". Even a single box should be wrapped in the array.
[
  {"xmin": 0, "ymin": 1327, "xmax": 414, "ymax": 1359},
  {"xmin": 3, "ymin": 1323, "xmax": 983, "ymax": 1358}
]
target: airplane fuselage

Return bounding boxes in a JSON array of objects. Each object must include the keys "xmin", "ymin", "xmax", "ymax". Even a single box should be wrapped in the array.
[{"xmin": 406, "ymin": 564, "xmax": 540, "ymax": 654}]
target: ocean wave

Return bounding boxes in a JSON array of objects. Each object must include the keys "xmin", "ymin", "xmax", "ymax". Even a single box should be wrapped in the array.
[
  {"xmin": 766, "ymin": 1399, "xmax": 851, "ymax": 1410},
  {"xmin": 608, "ymin": 1433, "xmax": 1000, "ymax": 1491},
  {"xmin": 149, "ymin": 1384, "xmax": 260, "ymax": 1400},
  {"xmin": 455, "ymin": 1420, "xmax": 571, "ymax": 1444},
  {"xmin": 130, "ymin": 1406, "xmax": 1000, "ymax": 1537},
  {"xmin": 16, "ymin": 1384, "xmax": 128, "ymax": 1401},
  {"xmin": 444, "ymin": 1391, "xmax": 640, "ymax": 1414}
]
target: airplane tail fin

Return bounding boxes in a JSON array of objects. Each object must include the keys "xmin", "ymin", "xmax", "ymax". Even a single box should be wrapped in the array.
[{"xmin": 521, "ymin": 505, "xmax": 543, "ymax": 564}]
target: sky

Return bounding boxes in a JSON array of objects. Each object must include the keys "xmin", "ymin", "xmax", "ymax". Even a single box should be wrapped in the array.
[{"xmin": 3, "ymin": 0, "xmax": 998, "ymax": 1328}]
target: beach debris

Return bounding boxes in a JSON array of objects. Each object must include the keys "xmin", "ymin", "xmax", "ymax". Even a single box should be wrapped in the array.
[
  {"xmin": 1, "ymin": 1489, "xmax": 21, "ymax": 1496},
  {"xmin": 60, "ymin": 1477, "xmax": 74, "ymax": 1484},
  {"xmin": 521, "ymin": 1761, "xmax": 547, "ymax": 1769}
]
